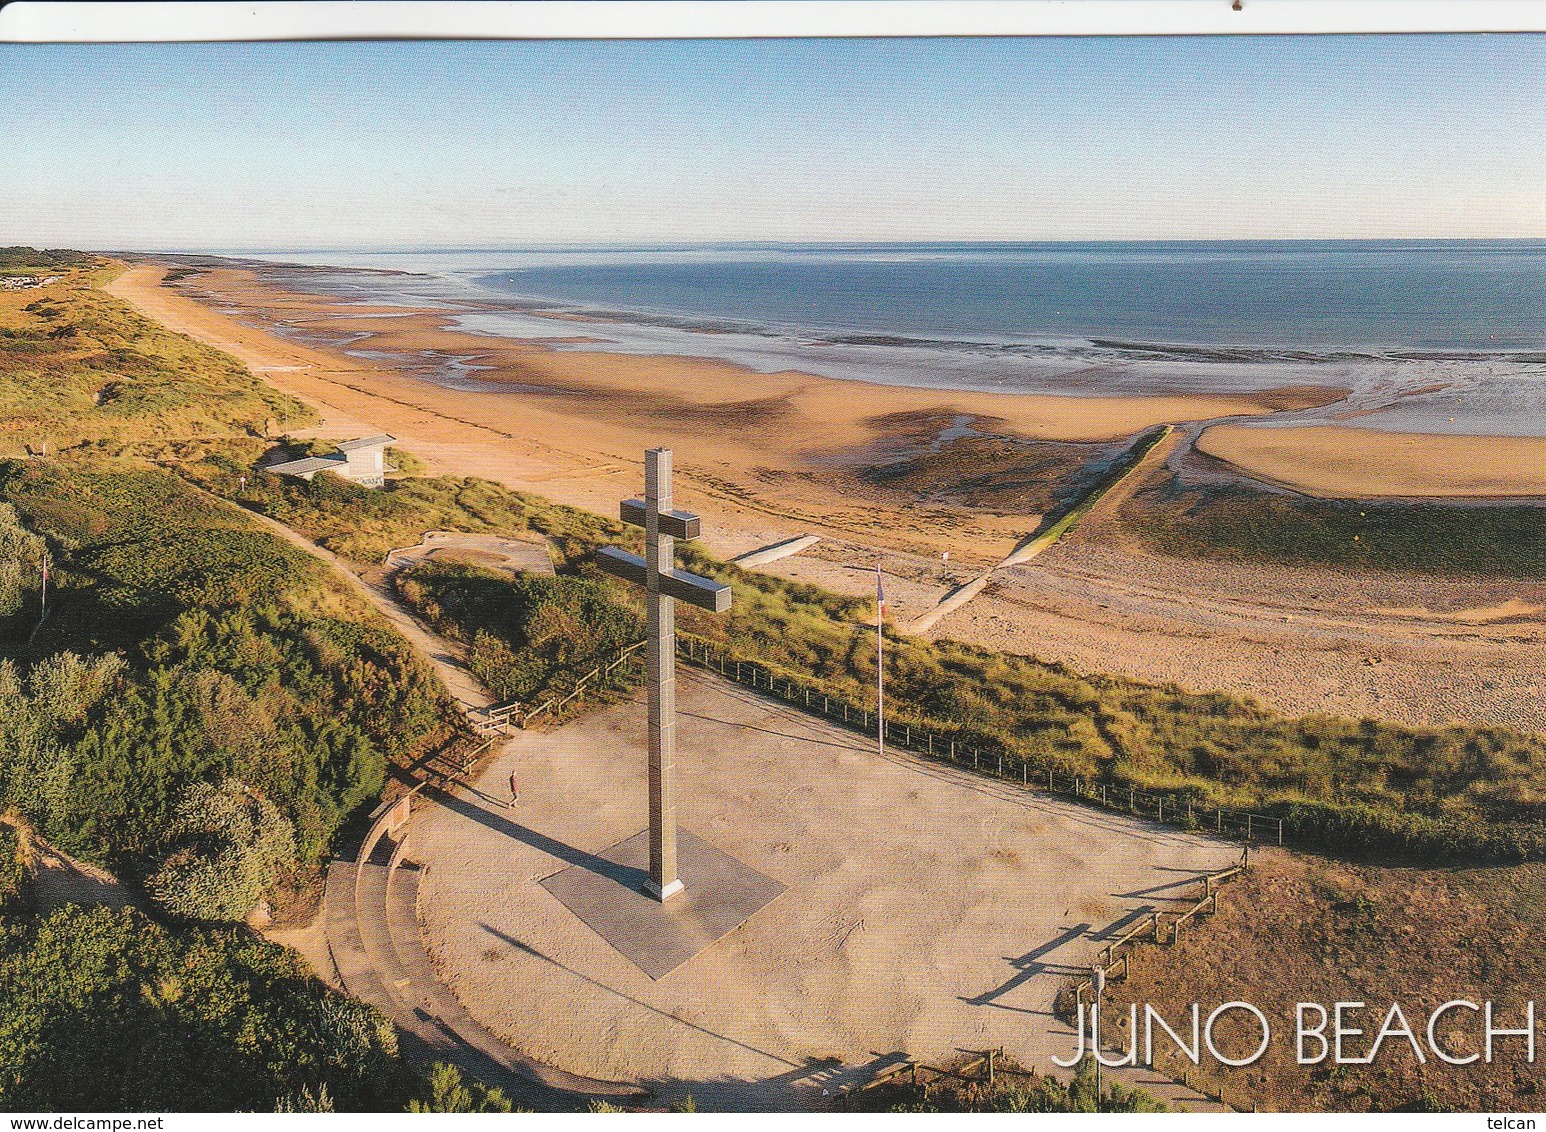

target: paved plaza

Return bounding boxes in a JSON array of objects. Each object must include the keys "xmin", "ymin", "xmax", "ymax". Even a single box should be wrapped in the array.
[{"xmin": 405, "ymin": 669, "xmax": 1239, "ymax": 1109}]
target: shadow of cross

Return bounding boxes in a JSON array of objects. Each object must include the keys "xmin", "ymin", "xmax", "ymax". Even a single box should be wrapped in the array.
[
  {"xmin": 597, "ymin": 448, "xmax": 732, "ymax": 904},
  {"xmin": 961, "ymin": 922, "xmax": 1093, "ymax": 1007}
]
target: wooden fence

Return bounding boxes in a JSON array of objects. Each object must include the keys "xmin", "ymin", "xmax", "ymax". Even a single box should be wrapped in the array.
[
  {"xmin": 467, "ymin": 639, "xmax": 647, "ymax": 735},
  {"xmin": 463, "ymin": 631, "xmax": 1287, "ymax": 850},
  {"xmin": 836, "ymin": 1048, "xmax": 1041, "ymax": 1107},
  {"xmin": 675, "ymin": 634, "xmax": 1285, "ymax": 848},
  {"xmin": 1069, "ymin": 852, "xmax": 1248, "ymax": 1011}
]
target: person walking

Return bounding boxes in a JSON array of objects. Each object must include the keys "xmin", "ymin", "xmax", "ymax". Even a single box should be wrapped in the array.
[{"xmin": 508, "ymin": 768, "xmax": 520, "ymax": 809}]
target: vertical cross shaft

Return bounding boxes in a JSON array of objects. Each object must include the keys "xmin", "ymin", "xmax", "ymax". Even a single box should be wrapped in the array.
[
  {"xmin": 596, "ymin": 447, "xmax": 730, "ymax": 903},
  {"xmin": 643, "ymin": 448, "xmax": 682, "ymax": 901}
]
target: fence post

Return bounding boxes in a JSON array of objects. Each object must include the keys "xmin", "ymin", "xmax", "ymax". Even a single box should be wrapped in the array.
[
  {"xmin": 974, "ymin": 749, "xmax": 979, "ymax": 769},
  {"xmin": 1022, "ymin": 762, "xmax": 1027, "ymax": 786},
  {"xmin": 997, "ymin": 753, "xmax": 1002, "ymax": 777},
  {"xmin": 950, "ymin": 739, "xmax": 955, "ymax": 761},
  {"xmin": 1217, "ymin": 809, "xmax": 1222, "ymax": 832},
  {"xmin": 928, "ymin": 734, "xmax": 933, "ymax": 756},
  {"xmin": 1158, "ymin": 798, "xmax": 1163, "ymax": 823},
  {"xmin": 1247, "ymin": 815, "xmax": 1253, "ymax": 842},
  {"xmin": 1278, "ymin": 818, "xmax": 1284, "ymax": 847}
]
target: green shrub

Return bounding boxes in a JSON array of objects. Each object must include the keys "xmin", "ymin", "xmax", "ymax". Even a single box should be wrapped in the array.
[
  {"xmin": 0, "ymin": 823, "xmax": 28, "ymax": 915},
  {"xmin": 0, "ymin": 461, "xmax": 450, "ymax": 878},
  {"xmin": 146, "ymin": 779, "xmax": 298, "ymax": 922},
  {"xmin": 397, "ymin": 561, "xmax": 642, "ymax": 704},
  {"xmin": 0, "ymin": 904, "xmax": 402, "ymax": 1111},
  {"xmin": 406, "ymin": 1062, "xmax": 513, "ymax": 1113},
  {"xmin": 0, "ymin": 502, "xmax": 45, "ymax": 623}
]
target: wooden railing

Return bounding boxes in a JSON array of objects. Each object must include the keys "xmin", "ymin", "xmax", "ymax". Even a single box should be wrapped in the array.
[
  {"xmin": 1070, "ymin": 852, "xmax": 1249, "ymax": 1010},
  {"xmin": 467, "ymin": 639, "xmax": 647, "ymax": 735}
]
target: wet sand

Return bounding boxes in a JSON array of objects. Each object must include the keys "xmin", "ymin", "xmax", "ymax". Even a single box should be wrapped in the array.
[
  {"xmin": 109, "ymin": 262, "xmax": 1328, "ymax": 568},
  {"xmin": 107, "ymin": 261, "xmax": 1546, "ymax": 736}
]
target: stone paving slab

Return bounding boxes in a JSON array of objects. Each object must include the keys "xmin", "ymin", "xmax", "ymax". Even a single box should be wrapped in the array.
[{"xmin": 540, "ymin": 828, "xmax": 785, "ymax": 979}]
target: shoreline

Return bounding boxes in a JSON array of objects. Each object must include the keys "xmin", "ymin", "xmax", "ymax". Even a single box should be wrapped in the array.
[
  {"xmin": 108, "ymin": 261, "xmax": 1335, "ymax": 565},
  {"xmin": 104, "ymin": 259, "xmax": 1546, "ymax": 737}
]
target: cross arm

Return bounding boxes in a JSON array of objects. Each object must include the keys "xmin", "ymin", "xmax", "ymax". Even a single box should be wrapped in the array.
[
  {"xmin": 596, "ymin": 546, "xmax": 648, "ymax": 587},
  {"xmin": 596, "ymin": 546, "xmax": 732, "ymax": 613},
  {"xmin": 620, "ymin": 499, "xmax": 701, "ymax": 540}
]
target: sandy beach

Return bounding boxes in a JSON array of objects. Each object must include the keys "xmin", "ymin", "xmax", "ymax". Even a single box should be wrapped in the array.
[
  {"xmin": 109, "ymin": 263, "xmax": 1332, "ymax": 567},
  {"xmin": 107, "ymin": 261, "xmax": 1546, "ymax": 735},
  {"xmin": 1198, "ymin": 423, "xmax": 1546, "ymax": 499}
]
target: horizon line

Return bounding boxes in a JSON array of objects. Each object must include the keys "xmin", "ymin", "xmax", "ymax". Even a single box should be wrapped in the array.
[{"xmin": 98, "ymin": 235, "xmax": 1546, "ymax": 256}]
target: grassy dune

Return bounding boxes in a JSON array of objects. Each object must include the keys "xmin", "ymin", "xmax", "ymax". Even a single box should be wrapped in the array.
[
  {"xmin": 1120, "ymin": 475, "xmax": 1546, "ymax": 579},
  {"xmin": 0, "ymin": 259, "xmax": 310, "ymax": 461},
  {"xmin": 1103, "ymin": 852, "xmax": 1546, "ymax": 1112}
]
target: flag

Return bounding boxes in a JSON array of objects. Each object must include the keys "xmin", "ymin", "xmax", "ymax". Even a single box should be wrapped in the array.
[{"xmin": 875, "ymin": 566, "xmax": 886, "ymax": 621}]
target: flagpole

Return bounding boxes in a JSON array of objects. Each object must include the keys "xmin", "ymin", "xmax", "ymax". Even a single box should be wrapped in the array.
[{"xmin": 876, "ymin": 563, "xmax": 884, "ymax": 757}]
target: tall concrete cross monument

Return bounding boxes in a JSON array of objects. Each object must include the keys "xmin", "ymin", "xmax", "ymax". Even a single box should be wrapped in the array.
[{"xmin": 597, "ymin": 449, "xmax": 731, "ymax": 902}]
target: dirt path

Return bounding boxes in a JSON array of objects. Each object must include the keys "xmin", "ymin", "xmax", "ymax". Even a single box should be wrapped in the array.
[{"xmin": 194, "ymin": 487, "xmax": 495, "ymax": 712}]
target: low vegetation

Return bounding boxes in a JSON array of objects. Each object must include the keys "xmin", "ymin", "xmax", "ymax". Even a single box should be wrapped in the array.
[
  {"xmin": 0, "ymin": 257, "xmax": 307, "ymax": 462},
  {"xmin": 0, "ymin": 247, "xmax": 93, "ymax": 274},
  {"xmin": 0, "ymin": 904, "xmax": 405, "ymax": 1111},
  {"xmin": 397, "ymin": 561, "xmax": 642, "ymax": 705},
  {"xmin": 666, "ymin": 545, "xmax": 1546, "ymax": 862},
  {"xmin": 187, "ymin": 453, "xmax": 625, "ymax": 567},
  {"xmin": 1100, "ymin": 852, "xmax": 1546, "ymax": 1111},
  {"xmin": 1120, "ymin": 476, "xmax": 1546, "ymax": 579},
  {"xmin": 847, "ymin": 1054, "xmax": 1165, "ymax": 1113},
  {"xmin": 378, "ymin": 475, "xmax": 1546, "ymax": 864},
  {"xmin": 0, "ymin": 822, "xmax": 29, "ymax": 915},
  {"xmin": 0, "ymin": 459, "xmax": 451, "ymax": 907}
]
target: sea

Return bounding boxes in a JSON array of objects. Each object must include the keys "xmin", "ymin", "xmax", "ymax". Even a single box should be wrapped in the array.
[{"xmin": 233, "ymin": 241, "xmax": 1546, "ymax": 437}]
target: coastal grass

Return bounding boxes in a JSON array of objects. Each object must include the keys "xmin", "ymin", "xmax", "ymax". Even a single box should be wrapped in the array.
[
  {"xmin": 184, "ymin": 453, "xmax": 628, "ymax": 568},
  {"xmin": 1119, "ymin": 475, "xmax": 1546, "ymax": 579},
  {"xmin": 381, "ymin": 480, "xmax": 1546, "ymax": 862},
  {"xmin": 847, "ymin": 1053, "xmax": 1164, "ymax": 1113},
  {"xmin": 673, "ymin": 545, "xmax": 1546, "ymax": 861},
  {"xmin": 0, "ymin": 256, "xmax": 309, "ymax": 461},
  {"xmin": 1101, "ymin": 853, "xmax": 1546, "ymax": 1112}
]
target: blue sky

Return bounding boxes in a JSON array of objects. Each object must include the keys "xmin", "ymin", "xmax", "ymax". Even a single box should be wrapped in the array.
[{"xmin": 2, "ymin": 35, "xmax": 1542, "ymax": 248}]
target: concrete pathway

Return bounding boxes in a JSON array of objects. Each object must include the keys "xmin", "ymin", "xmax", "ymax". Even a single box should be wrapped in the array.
[
  {"xmin": 906, "ymin": 428, "xmax": 1177, "ymax": 636},
  {"xmin": 730, "ymin": 534, "xmax": 820, "ymax": 569}
]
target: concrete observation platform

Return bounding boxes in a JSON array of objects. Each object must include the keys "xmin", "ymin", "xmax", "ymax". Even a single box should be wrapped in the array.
[{"xmin": 404, "ymin": 669, "xmax": 1240, "ymax": 1109}]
